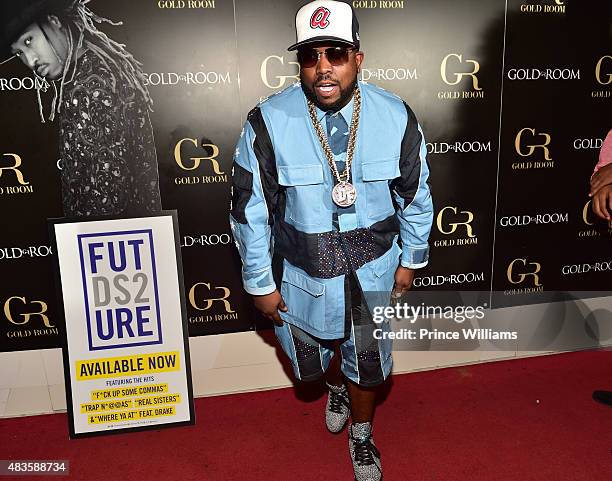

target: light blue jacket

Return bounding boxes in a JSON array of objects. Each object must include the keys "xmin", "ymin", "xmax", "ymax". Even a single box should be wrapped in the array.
[{"xmin": 230, "ymin": 81, "xmax": 433, "ymax": 339}]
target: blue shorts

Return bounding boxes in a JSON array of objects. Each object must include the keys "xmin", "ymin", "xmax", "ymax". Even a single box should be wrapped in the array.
[{"xmin": 274, "ymin": 273, "xmax": 393, "ymax": 387}]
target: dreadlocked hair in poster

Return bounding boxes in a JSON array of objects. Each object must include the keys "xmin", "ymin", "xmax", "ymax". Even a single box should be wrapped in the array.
[{"xmin": 37, "ymin": 0, "xmax": 152, "ymax": 122}]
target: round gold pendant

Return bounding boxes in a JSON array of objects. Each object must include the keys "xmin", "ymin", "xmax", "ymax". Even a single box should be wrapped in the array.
[{"xmin": 332, "ymin": 182, "xmax": 357, "ymax": 207}]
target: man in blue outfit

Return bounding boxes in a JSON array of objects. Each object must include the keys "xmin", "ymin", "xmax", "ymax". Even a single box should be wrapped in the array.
[{"xmin": 230, "ymin": 1, "xmax": 433, "ymax": 479}]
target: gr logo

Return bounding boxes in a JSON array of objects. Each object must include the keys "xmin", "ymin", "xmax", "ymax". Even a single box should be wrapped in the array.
[
  {"xmin": 174, "ymin": 139, "xmax": 223, "ymax": 174},
  {"xmin": 78, "ymin": 230, "xmax": 162, "ymax": 351},
  {"xmin": 189, "ymin": 282, "xmax": 236, "ymax": 314},
  {"xmin": 260, "ymin": 55, "xmax": 300, "ymax": 90},
  {"xmin": 4, "ymin": 296, "xmax": 53, "ymax": 328},
  {"xmin": 583, "ymin": 199, "xmax": 596, "ymax": 226},
  {"xmin": 440, "ymin": 54, "xmax": 481, "ymax": 90},
  {"xmin": 595, "ymin": 55, "xmax": 612, "ymax": 85},
  {"xmin": 515, "ymin": 128, "xmax": 552, "ymax": 160},
  {"xmin": 436, "ymin": 206, "xmax": 475, "ymax": 238},
  {"xmin": 0, "ymin": 154, "xmax": 29, "ymax": 185},
  {"xmin": 507, "ymin": 258, "xmax": 542, "ymax": 286}
]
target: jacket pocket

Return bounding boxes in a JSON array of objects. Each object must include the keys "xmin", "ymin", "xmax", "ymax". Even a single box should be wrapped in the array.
[
  {"xmin": 280, "ymin": 264, "xmax": 326, "ymax": 328},
  {"xmin": 371, "ymin": 242, "xmax": 401, "ymax": 293},
  {"xmin": 361, "ymin": 158, "xmax": 400, "ymax": 218},
  {"xmin": 278, "ymin": 164, "xmax": 325, "ymax": 227}
]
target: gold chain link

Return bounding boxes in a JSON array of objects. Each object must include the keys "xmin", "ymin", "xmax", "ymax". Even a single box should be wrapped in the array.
[{"xmin": 307, "ymin": 86, "xmax": 361, "ymax": 184}]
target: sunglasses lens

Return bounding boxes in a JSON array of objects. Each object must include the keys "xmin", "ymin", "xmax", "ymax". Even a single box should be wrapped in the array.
[
  {"xmin": 326, "ymin": 47, "xmax": 349, "ymax": 65},
  {"xmin": 297, "ymin": 47, "xmax": 352, "ymax": 68},
  {"xmin": 298, "ymin": 50, "xmax": 318, "ymax": 68}
]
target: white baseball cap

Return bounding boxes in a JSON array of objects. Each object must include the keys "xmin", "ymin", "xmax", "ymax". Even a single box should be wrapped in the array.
[{"xmin": 288, "ymin": 0, "xmax": 360, "ymax": 51}]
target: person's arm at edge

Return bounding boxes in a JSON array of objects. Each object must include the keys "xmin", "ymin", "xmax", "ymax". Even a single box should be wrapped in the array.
[{"xmin": 590, "ymin": 129, "xmax": 612, "ymax": 222}]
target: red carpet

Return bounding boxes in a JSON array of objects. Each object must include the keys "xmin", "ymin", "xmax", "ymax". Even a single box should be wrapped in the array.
[{"xmin": 1, "ymin": 350, "xmax": 610, "ymax": 481}]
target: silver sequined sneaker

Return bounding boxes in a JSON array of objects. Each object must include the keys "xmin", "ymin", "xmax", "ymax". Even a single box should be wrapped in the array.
[
  {"xmin": 325, "ymin": 382, "xmax": 350, "ymax": 433},
  {"xmin": 348, "ymin": 422, "xmax": 382, "ymax": 481}
]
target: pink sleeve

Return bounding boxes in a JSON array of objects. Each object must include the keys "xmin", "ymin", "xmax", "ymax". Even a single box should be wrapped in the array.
[{"xmin": 593, "ymin": 129, "xmax": 612, "ymax": 175}]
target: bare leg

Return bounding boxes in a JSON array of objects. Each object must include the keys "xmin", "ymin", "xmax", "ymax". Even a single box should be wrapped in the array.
[
  {"xmin": 325, "ymin": 347, "xmax": 344, "ymax": 387},
  {"xmin": 347, "ymin": 379, "xmax": 378, "ymax": 423}
]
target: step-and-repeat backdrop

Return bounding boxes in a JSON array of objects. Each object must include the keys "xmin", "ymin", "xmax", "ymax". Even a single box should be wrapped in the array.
[{"xmin": 1, "ymin": 0, "xmax": 610, "ymax": 352}]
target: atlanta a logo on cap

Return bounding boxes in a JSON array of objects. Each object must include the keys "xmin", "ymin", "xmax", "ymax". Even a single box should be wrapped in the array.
[
  {"xmin": 311, "ymin": 6, "xmax": 331, "ymax": 29},
  {"xmin": 288, "ymin": 0, "xmax": 358, "ymax": 52}
]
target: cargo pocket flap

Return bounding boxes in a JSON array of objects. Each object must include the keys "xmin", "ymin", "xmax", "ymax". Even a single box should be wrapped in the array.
[
  {"xmin": 362, "ymin": 158, "xmax": 400, "ymax": 182},
  {"xmin": 283, "ymin": 267, "xmax": 325, "ymax": 297},
  {"xmin": 278, "ymin": 164, "xmax": 324, "ymax": 186}
]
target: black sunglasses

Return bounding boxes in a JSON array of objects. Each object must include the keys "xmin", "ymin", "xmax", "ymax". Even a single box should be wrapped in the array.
[{"xmin": 297, "ymin": 46, "xmax": 355, "ymax": 68}]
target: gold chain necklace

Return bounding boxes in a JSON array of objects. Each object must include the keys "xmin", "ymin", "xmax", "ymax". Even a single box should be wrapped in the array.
[{"xmin": 307, "ymin": 86, "xmax": 361, "ymax": 207}]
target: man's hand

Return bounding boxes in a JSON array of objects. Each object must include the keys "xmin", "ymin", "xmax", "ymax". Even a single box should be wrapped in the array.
[
  {"xmin": 253, "ymin": 290, "xmax": 288, "ymax": 326},
  {"xmin": 590, "ymin": 164, "xmax": 612, "ymax": 196},
  {"xmin": 392, "ymin": 266, "xmax": 415, "ymax": 299},
  {"xmin": 592, "ymin": 184, "xmax": 612, "ymax": 224}
]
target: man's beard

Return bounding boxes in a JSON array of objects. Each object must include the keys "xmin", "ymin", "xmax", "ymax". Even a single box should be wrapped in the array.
[{"xmin": 301, "ymin": 75, "xmax": 357, "ymax": 112}]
